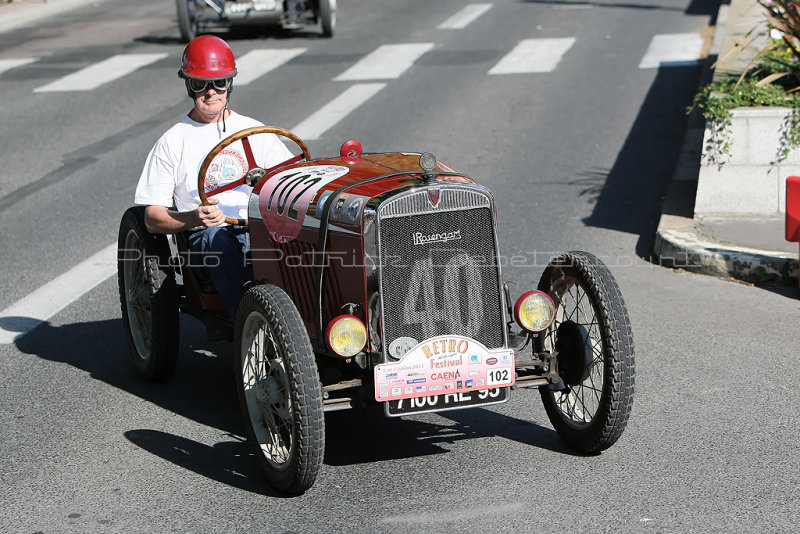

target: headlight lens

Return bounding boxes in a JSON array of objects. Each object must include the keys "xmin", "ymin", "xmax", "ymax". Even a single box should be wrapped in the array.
[
  {"xmin": 326, "ymin": 315, "xmax": 367, "ymax": 357},
  {"xmin": 514, "ymin": 290, "xmax": 555, "ymax": 332}
]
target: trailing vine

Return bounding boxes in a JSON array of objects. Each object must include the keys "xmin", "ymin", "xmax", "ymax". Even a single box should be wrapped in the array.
[{"xmin": 689, "ymin": 77, "xmax": 800, "ymax": 165}]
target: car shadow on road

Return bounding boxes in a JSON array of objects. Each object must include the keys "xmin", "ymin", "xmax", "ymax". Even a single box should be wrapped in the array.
[
  {"xmin": 323, "ymin": 399, "xmax": 582, "ymax": 467},
  {"xmin": 12, "ymin": 317, "xmax": 242, "ymax": 431},
  {"xmin": 10, "ymin": 316, "xmax": 288, "ymax": 494},
  {"xmin": 124, "ymin": 429, "xmax": 286, "ymax": 497}
]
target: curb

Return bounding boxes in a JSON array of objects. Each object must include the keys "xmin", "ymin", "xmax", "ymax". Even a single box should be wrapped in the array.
[{"xmin": 654, "ymin": 215, "xmax": 799, "ymax": 285}]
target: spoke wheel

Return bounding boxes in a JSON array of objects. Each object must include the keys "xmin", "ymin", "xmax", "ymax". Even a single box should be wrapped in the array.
[
  {"xmin": 117, "ymin": 207, "xmax": 179, "ymax": 382},
  {"xmin": 537, "ymin": 251, "xmax": 634, "ymax": 453},
  {"xmin": 235, "ymin": 284, "xmax": 324, "ymax": 494}
]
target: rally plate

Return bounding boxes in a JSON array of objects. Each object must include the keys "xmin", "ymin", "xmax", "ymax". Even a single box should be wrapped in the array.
[{"xmin": 374, "ymin": 335, "xmax": 515, "ymax": 417}]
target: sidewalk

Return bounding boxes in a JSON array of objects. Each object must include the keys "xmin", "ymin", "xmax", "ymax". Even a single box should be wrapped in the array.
[
  {"xmin": 652, "ymin": 0, "xmax": 800, "ymax": 287},
  {"xmin": 0, "ymin": 0, "xmax": 101, "ymax": 33}
]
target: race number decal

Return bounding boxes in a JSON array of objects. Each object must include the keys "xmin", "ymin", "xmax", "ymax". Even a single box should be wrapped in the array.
[
  {"xmin": 258, "ymin": 165, "xmax": 349, "ymax": 243},
  {"xmin": 374, "ymin": 335, "xmax": 515, "ymax": 403}
]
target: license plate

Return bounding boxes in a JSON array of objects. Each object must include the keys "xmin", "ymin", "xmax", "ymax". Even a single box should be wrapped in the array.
[
  {"xmin": 386, "ymin": 387, "xmax": 509, "ymax": 416},
  {"xmin": 225, "ymin": 0, "xmax": 278, "ymax": 16}
]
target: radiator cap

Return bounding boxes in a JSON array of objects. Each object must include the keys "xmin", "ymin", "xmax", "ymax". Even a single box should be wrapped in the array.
[{"xmin": 419, "ymin": 152, "xmax": 437, "ymax": 172}]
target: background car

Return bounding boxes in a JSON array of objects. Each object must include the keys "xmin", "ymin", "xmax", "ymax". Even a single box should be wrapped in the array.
[{"xmin": 176, "ymin": 0, "xmax": 336, "ymax": 42}]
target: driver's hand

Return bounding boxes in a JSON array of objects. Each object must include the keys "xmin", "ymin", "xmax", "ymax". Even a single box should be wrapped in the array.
[{"xmin": 197, "ymin": 198, "xmax": 226, "ymax": 227}]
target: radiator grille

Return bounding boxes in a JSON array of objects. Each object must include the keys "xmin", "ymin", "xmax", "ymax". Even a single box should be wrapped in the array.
[{"xmin": 378, "ymin": 203, "xmax": 504, "ymax": 358}]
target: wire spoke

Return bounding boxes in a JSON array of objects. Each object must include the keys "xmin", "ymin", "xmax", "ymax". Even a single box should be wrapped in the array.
[
  {"xmin": 240, "ymin": 315, "xmax": 294, "ymax": 468},
  {"xmin": 547, "ymin": 276, "xmax": 607, "ymax": 426}
]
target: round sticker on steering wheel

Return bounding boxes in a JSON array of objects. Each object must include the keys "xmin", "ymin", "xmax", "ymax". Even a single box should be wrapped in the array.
[
  {"xmin": 204, "ymin": 149, "xmax": 248, "ymax": 192},
  {"xmin": 258, "ymin": 165, "xmax": 350, "ymax": 243}
]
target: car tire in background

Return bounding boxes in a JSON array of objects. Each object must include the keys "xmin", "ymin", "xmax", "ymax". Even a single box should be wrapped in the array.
[
  {"xmin": 319, "ymin": 0, "xmax": 336, "ymax": 37},
  {"xmin": 234, "ymin": 284, "xmax": 325, "ymax": 495},
  {"xmin": 536, "ymin": 250, "xmax": 635, "ymax": 453},
  {"xmin": 118, "ymin": 206, "xmax": 180, "ymax": 382},
  {"xmin": 176, "ymin": 0, "xmax": 199, "ymax": 43}
]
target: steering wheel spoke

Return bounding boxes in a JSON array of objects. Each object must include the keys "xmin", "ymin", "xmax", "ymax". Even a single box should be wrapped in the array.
[{"xmin": 197, "ymin": 126, "xmax": 311, "ymax": 226}]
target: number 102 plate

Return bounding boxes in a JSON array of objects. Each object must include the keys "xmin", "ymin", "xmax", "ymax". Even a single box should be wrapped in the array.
[{"xmin": 374, "ymin": 335, "xmax": 515, "ymax": 417}]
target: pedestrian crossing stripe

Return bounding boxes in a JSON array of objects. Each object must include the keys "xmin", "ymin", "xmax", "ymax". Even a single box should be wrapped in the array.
[
  {"xmin": 0, "ymin": 57, "xmax": 38, "ymax": 76},
  {"xmin": 334, "ymin": 43, "xmax": 435, "ymax": 81},
  {"xmin": 437, "ymin": 4, "xmax": 493, "ymax": 30},
  {"xmin": 235, "ymin": 48, "xmax": 307, "ymax": 86},
  {"xmin": 639, "ymin": 33, "xmax": 704, "ymax": 69},
  {"xmin": 488, "ymin": 38, "xmax": 576, "ymax": 75},
  {"xmin": 33, "ymin": 53, "xmax": 168, "ymax": 93}
]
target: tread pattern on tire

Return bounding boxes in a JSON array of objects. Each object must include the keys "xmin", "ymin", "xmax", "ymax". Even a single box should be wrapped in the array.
[
  {"xmin": 117, "ymin": 206, "xmax": 180, "ymax": 382},
  {"xmin": 235, "ymin": 284, "xmax": 325, "ymax": 494},
  {"xmin": 538, "ymin": 250, "xmax": 635, "ymax": 453}
]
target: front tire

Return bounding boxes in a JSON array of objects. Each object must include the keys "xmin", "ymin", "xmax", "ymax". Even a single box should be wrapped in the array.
[
  {"xmin": 235, "ymin": 284, "xmax": 325, "ymax": 494},
  {"xmin": 118, "ymin": 207, "xmax": 179, "ymax": 382},
  {"xmin": 537, "ymin": 251, "xmax": 634, "ymax": 453}
]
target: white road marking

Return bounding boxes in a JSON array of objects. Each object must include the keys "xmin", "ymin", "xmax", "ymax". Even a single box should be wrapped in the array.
[
  {"xmin": 0, "ymin": 243, "xmax": 117, "ymax": 344},
  {"xmin": 437, "ymin": 4, "xmax": 493, "ymax": 30},
  {"xmin": 234, "ymin": 48, "xmax": 307, "ymax": 86},
  {"xmin": 292, "ymin": 83, "xmax": 386, "ymax": 140},
  {"xmin": 639, "ymin": 33, "xmax": 704, "ymax": 69},
  {"xmin": 488, "ymin": 38, "xmax": 576, "ymax": 74},
  {"xmin": 0, "ymin": 57, "xmax": 38, "ymax": 76},
  {"xmin": 334, "ymin": 43, "xmax": 434, "ymax": 81},
  {"xmin": 33, "ymin": 53, "xmax": 168, "ymax": 92}
]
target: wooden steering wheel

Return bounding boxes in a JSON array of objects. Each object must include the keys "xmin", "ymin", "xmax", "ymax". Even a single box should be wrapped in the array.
[{"xmin": 197, "ymin": 126, "xmax": 311, "ymax": 226}]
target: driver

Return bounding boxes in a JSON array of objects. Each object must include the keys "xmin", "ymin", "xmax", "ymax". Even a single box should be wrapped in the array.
[{"xmin": 134, "ymin": 35, "xmax": 293, "ymax": 321}]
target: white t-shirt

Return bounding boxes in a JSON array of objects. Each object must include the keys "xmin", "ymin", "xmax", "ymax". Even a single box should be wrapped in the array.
[{"xmin": 135, "ymin": 111, "xmax": 294, "ymax": 221}]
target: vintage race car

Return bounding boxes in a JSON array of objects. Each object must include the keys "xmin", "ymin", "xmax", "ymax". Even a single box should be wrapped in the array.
[
  {"xmin": 176, "ymin": 0, "xmax": 336, "ymax": 42},
  {"xmin": 117, "ymin": 127, "xmax": 635, "ymax": 495}
]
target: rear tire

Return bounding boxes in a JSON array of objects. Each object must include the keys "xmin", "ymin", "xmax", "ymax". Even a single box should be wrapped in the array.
[
  {"xmin": 118, "ymin": 207, "xmax": 180, "ymax": 382},
  {"xmin": 235, "ymin": 284, "xmax": 324, "ymax": 494},
  {"xmin": 176, "ymin": 0, "xmax": 198, "ymax": 43},
  {"xmin": 537, "ymin": 251, "xmax": 634, "ymax": 453},
  {"xmin": 319, "ymin": 0, "xmax": 335, "ymax": 37}
]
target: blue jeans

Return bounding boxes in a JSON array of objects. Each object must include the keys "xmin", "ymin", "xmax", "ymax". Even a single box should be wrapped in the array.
[{"xmin": 187, "ymin": 225, "xmax": 251, "ymax": 320}]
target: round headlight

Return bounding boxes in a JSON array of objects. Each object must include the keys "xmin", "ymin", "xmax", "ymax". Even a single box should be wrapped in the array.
[
  {"xmin": 326, "ymin": 315, "xmax": 367, "ymax": 357},
  {"xmin": 514, "ymin": 290, "xmax": 556, "ymax": 333}
]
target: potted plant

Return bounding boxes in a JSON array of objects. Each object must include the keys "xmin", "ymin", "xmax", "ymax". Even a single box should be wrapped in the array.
[{"xmin": 692, "ymin": 0, "xmax": 800, "ymax": 215}]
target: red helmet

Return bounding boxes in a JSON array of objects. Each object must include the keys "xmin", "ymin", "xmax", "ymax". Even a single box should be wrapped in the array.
[{"xmin": 178, "ymin": 35, "xmax": 237, "ymax": 80}]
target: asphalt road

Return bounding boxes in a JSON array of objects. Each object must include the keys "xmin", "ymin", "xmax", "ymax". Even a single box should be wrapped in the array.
[{"xmin": 1, "ymin": 0, "xmax": 798, "ymax": 532}]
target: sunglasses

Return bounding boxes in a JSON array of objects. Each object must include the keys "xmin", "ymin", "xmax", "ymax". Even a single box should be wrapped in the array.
[{"xmin": 188, "ymin": 78, "xmax": 232, "ymax": 93}]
